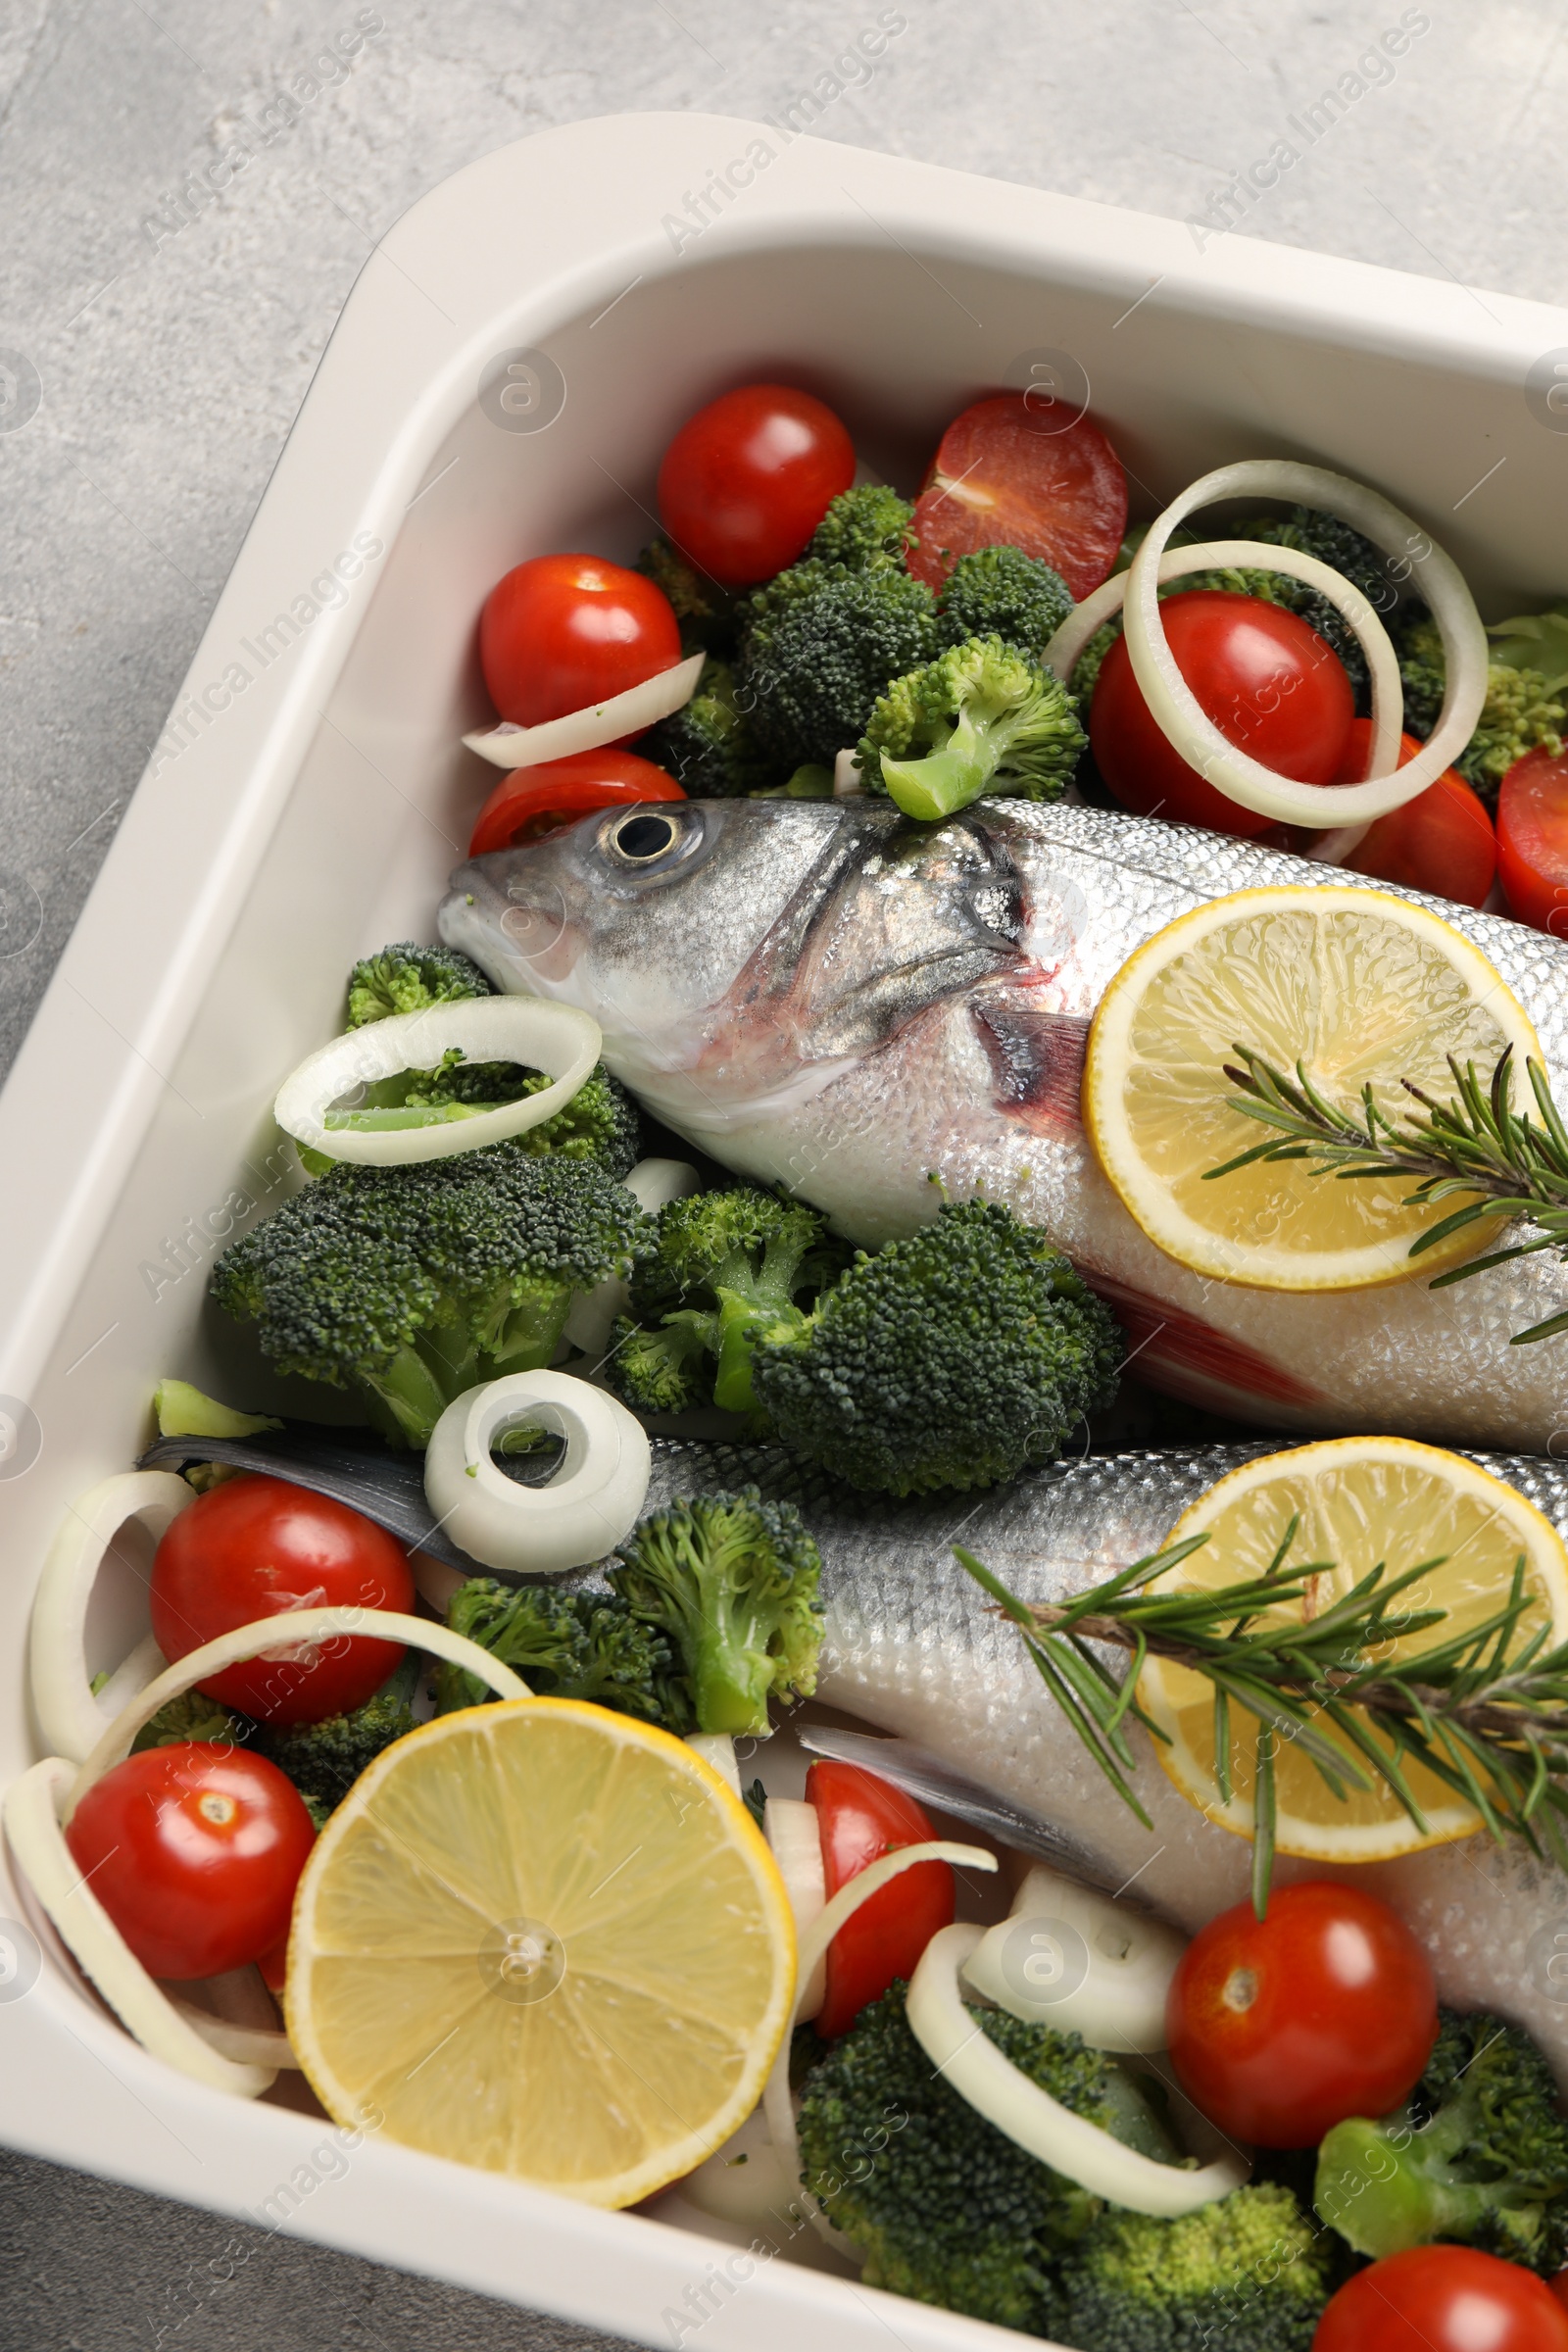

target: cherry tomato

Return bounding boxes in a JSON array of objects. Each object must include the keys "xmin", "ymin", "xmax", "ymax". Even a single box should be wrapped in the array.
[
  {"xmin": 149, "ymin": 1476, "xmax": 415, "ymax": 1726},
  {"xmin": 658, "ymin": 383, "xmax": 855, "ymax": 589},
  {"xmin": 479, "ymin": 553, "xmax": 682, "ymax": 729},
  {"xmin": 808, "ymin": 1760, "xmax": 955, "ymax": 2038},
  {"xmin": 1314, "ymin": 2246, "xmax": 1568, "ymax": 2352},
  {"xmin": 1497, "ymin": 747, "xmax": 1568, "ymax": 933},
  {"xmin": 1091, "ymin": 591, "xmax": 1355, "ymax": 839},
  {"xmin": 907, "ymin": 394, "xmax": 1127, "ymax": 603},
  {"xmin": 1165, "ymin": 1881, "xmax": 1437, "ymax": 2148},
  {"xmin": 1332, "ymin": 719, "xmax": 1496, "ymax": 908},
  {"xmin": 468, "ymin": 750, "xmax": 683, "ymax": 856},
  {"xmin": 65, "ymin": 1742, "xmax": 317, "ymax": 1981}
]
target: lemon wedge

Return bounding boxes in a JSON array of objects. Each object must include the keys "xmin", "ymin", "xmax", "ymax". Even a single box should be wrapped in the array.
[
  {"xmin": 1083, "ymin": 885, "xmax": 1540, "ymax": 1290},
  {"xmin": 286, "ymin": 1698, "xmax": 795, "ymax": 2205},
  {"xmin": 1138, "ymin": 1437, "xmax": 1568, "ymax": 1862}
]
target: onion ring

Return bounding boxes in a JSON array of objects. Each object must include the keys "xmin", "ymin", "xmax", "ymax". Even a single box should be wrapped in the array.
[
  {"xmin": 28, "ymin": 1472, "xmax": 191, "ymax": 1765},
  {"xmin": 463, "ymin": 653, "xmax": 706, "ymax": 770},
  {"xmin": 422, "ymin": 1371, "xmax": 651, "ymax": 1576}
]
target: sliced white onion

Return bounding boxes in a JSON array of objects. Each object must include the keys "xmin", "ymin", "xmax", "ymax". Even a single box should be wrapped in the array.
[
  {"xmin": 1044, "ymin": 535, "xmax": 1404, "ymax": 801},
  {"xmin": 463, "ymin": 653, "xmax": 706, "ymax": 770},
  {"xmin": 422, "ymin": 1371, "xmax": 651, "ymax": 1576},
  {"xmin": 169, "ymin": 2000, "xmax": 299, "ymax": 2070},
  {"xmin": 761, "ymin": 1838, "xmax": 996, "ymax": 2254},
  {"xmin": 66, "ymin": 1607, "xmax": 531, "ymax": 1814},
  {"xmin": 764, "ymin": 1795, "xmax": 827, "ymax": 2019},
  {"xmin": 274, "ymin": 998, "xmax": 602, "ymax": 1167},
  {"xmin": 909, "ymin": 1923, "xmax": 1247, "ymax": 2216},
  {"xmin": 687, "ymin": 1733, "xmax": 742, "ymax": 1799},
  {"xmin": 1120, "ymin": 462, "xmax": 1488, "ymax": 826},
  {"xmin": 679, "ymin": 2099, "xmax": 803, "ymax": 2224},
  {"xmin": 833, "ymin": 748, "xmax": 865, "ymax": 798},
  {"xmin": 960, "ymin": 1863, "xmax": 1186, "ymax": 2053},
  {"xmin": 29, "ymin": 1473, "xmax": 192, "ymax": 1765},
  {"xmin": 4, "ymin": 1755, "xmax": 276, "ymax": 2099},
  {"xmin": 564, "ymin": 1157, "xmax": 701, "ymax": 1358}
]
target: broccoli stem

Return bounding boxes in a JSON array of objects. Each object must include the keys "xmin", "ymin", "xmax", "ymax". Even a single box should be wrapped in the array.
[
  {"xmin": 707, "ymin": 1226, "xmax": 819, "ymax": 1413},
  {"xmin": 1316, "ymin": 2111, "xmax": 1495, "ymax": 2260},
  {"xmin": 485, "ymin": 1282, "xmax": 576, "ymax": 1378},
  {"xmin": 356, "ymin": 1346, "xmax": 455, "ymax": 1448},
  {"xmin": 879, "ymin": 745, "xmax": 984, "ymax": 822}
]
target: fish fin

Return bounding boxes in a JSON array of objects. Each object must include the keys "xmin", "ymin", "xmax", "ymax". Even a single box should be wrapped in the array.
[
  {"xmin": 1086, "ymin": 1271, "xmax": 1325, "ymax": 1414},
  {"xmin": 972, "ymin": 997, "xmax": 1091, "ymax": 1136}
]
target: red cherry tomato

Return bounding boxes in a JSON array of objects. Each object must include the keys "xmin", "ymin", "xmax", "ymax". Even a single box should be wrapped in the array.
[
  {"xmin": 478, "ymin": 553, "xmax": 682, "ymax": 729},
  {"xmin": 808, "ymin": 1760, "xmax": 955, "ymax": 2038},
  {"xmin": 468, "ymin": 750, "xmax": 684, "ymax": 855},
  {"xmin": 1314, "ymin": 2246, "xmax": 1568, "ymax": 2352},
  {"xmin": 1553, "ymin": 2268, "xmax": 1568, "ymax": 2314},
  {"xmin": 1091, "ymin": 591, "xmax": 1355, "ymax": 839},
  {"xmin": 1165, "ymin": 1881, "xmax": 1437, "ymax": 2148},
  {"xmin": 150, "ymin": 1476, "xmax": 415, "ymax": 1726},
  {"xmin": 65, "ymin": 1742, "xmax": 317, "ymax": 1981},
  {"xmin": 1333, "ymin": 719, "xmax": 1496, "ymax": 908},
  {"xmin": 907, "ymin": 394, "xmax": 1127, "ymax": 603},
  {"xmin": 658, "ymin": 383, "xmax": 855, "ymax": 590},
  {"xmin": 1497, "ymin": 747, "xmax": 1568, "ymax": 933}
]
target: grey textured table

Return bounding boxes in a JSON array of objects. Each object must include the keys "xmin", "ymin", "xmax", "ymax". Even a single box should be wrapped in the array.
[{"xmin": 3, "ymin": 0, "xmax": 1566, "ymax": 2342}]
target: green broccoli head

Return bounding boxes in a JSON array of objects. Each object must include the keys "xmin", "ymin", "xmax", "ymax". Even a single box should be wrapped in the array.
[
  {"xmin": 858, "ymin": 635, "xmax": 1086, "ymax": 822},
  {"xmin": 751, "ymin": 1198, "xmax": 1123, "ymax": 1495},
  {"xmin": 635, "ymin": 535, "xmax": 738, "ymax": 655},
  {"xmin": 1394, "ymin": 610, "xmax": 1564, "ymax": 800},
  {"xmin": 738, "ymin": 561, "xmax": 940, "ymax": 771},
  {"xmin": 608, "ymin": 1185, "xmax": 844, "ymax": 1418},
  {"xmin": 211, "ymin": 1145, "xmax": 648, "ymax": 1447},
  {"xmin": 936, "ymin": 545, "xmax": 1073, "ymax": 658},
  {"xmin": 1058, "ymin": 2182, "xmax": 1332, "ymax": 2352},
  {"xmin": 796, "ymin": 1980, "xmax": 1168, "ymax": 2338},
  {"xmin": 637, "ymin": 659, "xmax": 769, "ymax": 797},
  {"xmin": 256, "ymin": 1678, "xmax": 417, "ymax": 1818},
  {"xmin": 434, "ymin": 1579, "xmax": 686, "ymax": 1727},
  {"xmin": 806, "ymin": 484, "xmax": 916, "ymax": 572},
  {"xmin": 346, "ymin": 941, "xmax": 493, "ymax": 1028},
  {"xmin": 131, "ymin": 1690, "xmax": 251, "ymax": 1753},
  {"xmin": 608, "ymin": 1488, "xmax": 822, "ymax": 1737},
  {"xmin": 1315, "ymin": 2007, "xmax": 1568, "ymax": 2275}
]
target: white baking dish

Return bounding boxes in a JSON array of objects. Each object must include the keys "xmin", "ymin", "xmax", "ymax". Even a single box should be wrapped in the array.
[{"xmin": 4, "ymin": 111, "xmax": 1568, "ymax": 2352}]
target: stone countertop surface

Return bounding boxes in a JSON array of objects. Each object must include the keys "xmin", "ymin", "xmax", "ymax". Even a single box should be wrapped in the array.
[{"xmin": 3, "ymin": 0, "xmax": 1565, "ymax": 2344}]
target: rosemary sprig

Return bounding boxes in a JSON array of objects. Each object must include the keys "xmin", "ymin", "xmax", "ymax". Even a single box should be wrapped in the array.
[
  {"xmin": 958, "ymin": 1532, "xmax": 1568, "ymax": 1914},
  {"xmin": 1204, "ymin": 1043, "xmax": 1568, "ymax": 1343}
]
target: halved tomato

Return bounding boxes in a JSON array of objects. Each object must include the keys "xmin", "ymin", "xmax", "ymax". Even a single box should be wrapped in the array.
[
  {"xmin": 1497, "ymin": 747, "xmax": 1568, "ymax": 932},
  {"xmin": 907, "ymin": 394, "xmax": 1127, "ymax": 601},
  {"xmin": 468, "ymin": 750, "xmax": 683, "ymax": 855}
]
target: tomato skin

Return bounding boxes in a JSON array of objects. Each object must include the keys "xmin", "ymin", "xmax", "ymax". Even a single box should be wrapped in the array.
[
  {"xmin": 1335, "ymin": 720, "xmax": 1495, "ymax": 908},
  {"xmin": 1497, "ymin": 748, "xmax": 1568, "ymax": 933},
  {"xmin": 479, "ymin": 554, "xmax": 682, "ymax": 729},
  {"xmin": 1092, "ymin": 592, "xmax": 1355, "ymax": 839},
  {"xmin": 65, "ymin": 1743, "xmax": 317, "ymax": 1981},
  {"xmin": 907, "ymin": 394, "xmax": 1127, "ymax": 603},
  {"xmin": 808, "ymin": 1760, "xmax": 955, "ymax": 2038},
  {"xmin": 1314, "ymin": 2246, "xmax": 1568, "ymax": 2352},
  {"xmin": 658, "ymin": 384, "xmax": 856, "ymax": 589},
  {"xmin": 1552, "ymin": 2268, "xmax": 1568, "ymax": 2314},
  {"xmin": 149, "ymin": 1476, "xmax": 415, "ymax": 1725},
  {"xmin": 468, "ymin": 750, "xmax": 683, "ymax": 855},
  {"xmin": 1166, "ymin": 1881, "xmax": 1437, "ymax": 2148}
]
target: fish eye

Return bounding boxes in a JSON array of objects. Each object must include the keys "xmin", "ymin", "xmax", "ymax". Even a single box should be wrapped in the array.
[{"xmin": 602, "ymin": 808, "xmax": 682, "ymax": 865}]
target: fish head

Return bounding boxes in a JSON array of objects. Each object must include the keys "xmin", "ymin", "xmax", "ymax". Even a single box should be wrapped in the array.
[{"xmin": 440, "ymin": 796, "xmax": 1029, "ymax": 1135}]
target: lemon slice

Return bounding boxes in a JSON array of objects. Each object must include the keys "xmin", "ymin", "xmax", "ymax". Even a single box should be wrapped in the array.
[
  {"xmin": 286, "ymin": 1699, "xmax": 795, "ymax": 2205},
  {"xmin": 1083, "ymin": 885, "xmax": 1540, "ymax": 1290},
  {"xmin": 1138, "ymin": 1437, "xmax": 1568, "ymax": 1861}
]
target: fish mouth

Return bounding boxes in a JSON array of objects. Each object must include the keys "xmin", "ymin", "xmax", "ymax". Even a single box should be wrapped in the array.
[{"xmin": 442, "ymin": 858, "xmax": 583, "ymax": 993}]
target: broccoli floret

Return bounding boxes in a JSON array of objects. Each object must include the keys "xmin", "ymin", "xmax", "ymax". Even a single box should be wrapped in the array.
[
  {"xmin": 796, "ymin": 1980, "xmax": 1168, "ymax": 2337},
  {"xmin": 1316, "ymin": 2007, "xmax": 1568, "ymax": 2275},
  {"xmin": 936, "ymin": 545, "xmax": 1073, "ymax": 657},
  {"xmin": 637, "ymin": 659, "xmax": 767, "ymax": 797},
  {"xmin": 433, "ymin": 1578, "xmax": 685, "ymax": 1725},
  {"xmin": 1058, "ymin": 2183, "xmax": 1331, "ymax": 2352},
  {"xmin": 608, "ymin": 1488, "xmax": 822, "ymax": 1737},
  {"xmin": 858, "ymin": 636, "xmax": 1086, "ymax": 821},
  {"xmin": 805, "ymin": 484, "xmax": 915, "ymax": 572},
  {"xmin": 738, "ymin": 560, "xmax": 939, "ymax": 772},
  {"xmin": 211, "ymin": 1145, "xmax": 646, "ymax": 1447},
  {"xmin": 607, "ymin": 1186, "xmax": 844, "ymax": 1419},
  {"xmin": 346, "ymin": 941, "xmax": 493, "ymax": 1028},
  {"xmin": 131, "ymin": 1690, "xmax": 251, "ymax": 1754},
  {"xmin": 1394, "ymin": 612, "xmax": 1565, "ymax": 799},
  {"xmin": 635, "ymin": 535, "xmax": 738, "ymax": 655},
  {"xmin": 1069, "ymin": 618, "xmax": 1120, "ymax": 709},
  {"xmin": 256, "ymin": 1668, "xmax": 417, "ymax": 1818},
  {"xmin": 751, "ymin": 1198, "xmax": 1124, "ymax": 1495}
]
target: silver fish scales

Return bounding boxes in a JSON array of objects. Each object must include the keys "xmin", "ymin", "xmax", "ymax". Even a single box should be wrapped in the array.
[{"xmin": 442, "ymin": 798, "xmax": 1568, "ymax": 1448}]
